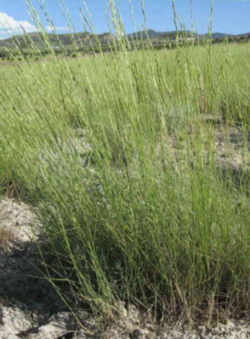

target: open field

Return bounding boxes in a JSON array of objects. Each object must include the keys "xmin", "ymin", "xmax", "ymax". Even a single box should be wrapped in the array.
[{"xmin": 0, "ymin": 35, "xmax": 249, "ymax": 330}]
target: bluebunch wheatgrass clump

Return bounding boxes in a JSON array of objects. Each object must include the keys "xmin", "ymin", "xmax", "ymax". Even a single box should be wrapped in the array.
[{"xmin": 0, "ymin": 0, "xmax": 249, "ymax": 323}]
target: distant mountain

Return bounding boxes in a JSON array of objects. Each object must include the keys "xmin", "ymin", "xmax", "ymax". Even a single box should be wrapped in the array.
[
  {"xmin": 128, "ymin": 30, "xmax": 249, "ymax": 41},
  {"xmin": 127, "ymin": 29, "xmax": 197, "ymax": 40},
  {"xmin": 237, "ymin": 32, "xmax": 250, "ymax": 38},
  {"xmin": 200, "ymin": 32, "xmax": 232, "ymax": 39},
  {"xmin": 0, "ymin": 31, "xmax": 115, "ymax": 49},
  {"xmin": 0, "ymin": 29, "xmax": 249, "ymax": 51},
  {"xmin": 211, "ymin": 32, "xmax": 231, "ymax": 38},
  {"xmin": 126, "ymin": 29, "xmax": 249, "ymax": 41}
]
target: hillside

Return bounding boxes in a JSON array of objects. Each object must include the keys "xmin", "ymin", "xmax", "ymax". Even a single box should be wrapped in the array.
[
  {"xmin": 0, "ymin": 29, "xmax": 249, "ymax": 55},
  {"xmin": 0, "ymin": 31, "xmax": 115, "ymax": 49}
]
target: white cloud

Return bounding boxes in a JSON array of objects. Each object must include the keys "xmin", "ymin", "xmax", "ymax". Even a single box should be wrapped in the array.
[
  {"xmin": 0, "ymin": 12, "xmax": 37, "ymax": 38},
  {"xmin": 0, "ymin": 12, "xmax": 70, "ymax": 40}
]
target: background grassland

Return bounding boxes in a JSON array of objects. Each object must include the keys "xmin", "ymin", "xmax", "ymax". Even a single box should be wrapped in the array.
[{"xmin": 0, "ymin": 36, "xmax": 249, "ymax": 322}]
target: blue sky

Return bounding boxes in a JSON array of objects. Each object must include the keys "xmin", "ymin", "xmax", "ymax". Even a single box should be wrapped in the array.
[{"xmin": 0, "ymin": 0, "xmax": 249, "ymax": 39}]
